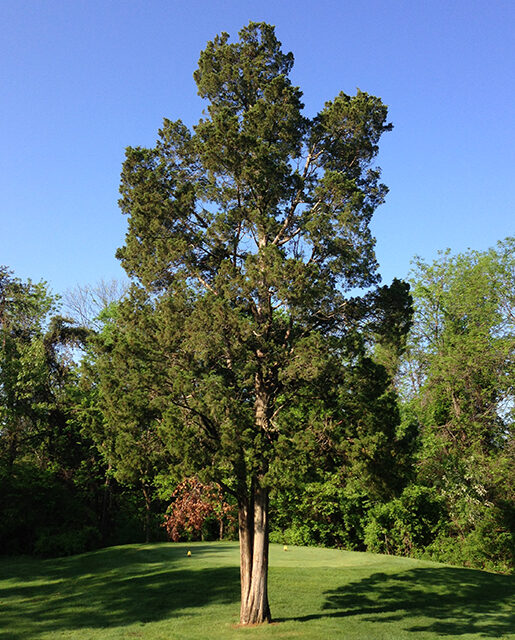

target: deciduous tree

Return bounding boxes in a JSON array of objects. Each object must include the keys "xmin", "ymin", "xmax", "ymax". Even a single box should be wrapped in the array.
[{"xmin": 400, "ymin": 238, "xmax": 515, "ymax": 571}]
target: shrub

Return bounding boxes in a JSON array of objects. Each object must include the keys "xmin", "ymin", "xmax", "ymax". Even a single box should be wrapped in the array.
[
  {"xmin": 364, "ymin": 485, "xmax": 445, "ymax": 555},
  {"xmin": 34, "ymin": 526, "xmax": 101, "ymax": 557},
  {"xmin": 0, "ymin": 464, "xmax": 99, "ymax": 555},
  {"xmin": 270, "ymin": 478, "xmax": 370, "ymax": 549},
  {"xmin": 422, "ymin": 503, "xmax": 514, "ymax": 573}
]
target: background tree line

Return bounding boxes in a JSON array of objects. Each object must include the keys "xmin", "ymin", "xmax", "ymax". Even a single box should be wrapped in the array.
[{"xmin": 1, "ymin": 237, "xmax": 513, "ymax": 573}]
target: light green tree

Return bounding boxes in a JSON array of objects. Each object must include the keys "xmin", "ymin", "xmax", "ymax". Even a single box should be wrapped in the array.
[
  {"xmin": 401, "ymin": 238, "xmax": 514, "ymax": 570},
  {"xmin": 0, "ymin": 267, "xmax": 58, "ymax": 472}
]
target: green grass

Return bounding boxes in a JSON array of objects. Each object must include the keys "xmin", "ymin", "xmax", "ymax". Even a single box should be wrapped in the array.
[{"xmin": 0, "ymin": 542, "xmax": 513, "ymax": 639}]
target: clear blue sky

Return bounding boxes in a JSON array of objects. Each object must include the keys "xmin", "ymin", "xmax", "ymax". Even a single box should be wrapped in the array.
[{"xmin": 1, "ymin": 0, "xmax": 513, "ymax": 295}]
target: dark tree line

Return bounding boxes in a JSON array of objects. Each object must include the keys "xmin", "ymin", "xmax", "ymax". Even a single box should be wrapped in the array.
[
  {"xmin": 0, "ymin": 243, "xmax": 513, "ymax": 606},
  {"xmin": 1, "ymin": 238, "xmax": 512, "ymax": 572}
]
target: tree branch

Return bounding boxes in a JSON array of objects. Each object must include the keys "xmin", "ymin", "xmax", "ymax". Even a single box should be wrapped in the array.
[{"xmin": 196, "ymin": 275, "xmax": 218, "ymax": 295}]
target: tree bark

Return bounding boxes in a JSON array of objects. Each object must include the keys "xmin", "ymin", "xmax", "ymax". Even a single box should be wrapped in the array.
[
  {"xmin": 100, "ymin": 468, "xmax": 112, "ymax": 544},
  {"xmin": 237, "ymin": 352, "xmax": 273, "ymax": 624},
  {"xmin": 238, "ymin": 481, "xmax": 271, "ymax": 625},
  {"xmin": 142, "ymin": 485, "xmax": 151, "ymax": 543}
]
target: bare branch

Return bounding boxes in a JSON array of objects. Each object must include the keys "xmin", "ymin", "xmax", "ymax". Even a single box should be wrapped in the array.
[
  {"xmin": 272, "ymin": 144, "xmax": 320, "ymax": 246},
  {"xmin": 196, "ymin": 275, "xmax": 218, "ymax": 295}
]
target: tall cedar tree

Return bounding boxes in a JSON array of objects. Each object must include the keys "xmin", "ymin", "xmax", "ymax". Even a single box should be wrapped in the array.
[{"xmin": 116, "ymin": 23, "xmax": 406, "ymax": 624}]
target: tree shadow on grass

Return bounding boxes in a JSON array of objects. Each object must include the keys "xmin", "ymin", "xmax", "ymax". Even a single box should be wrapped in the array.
[
  {"xmin": 282, "ymin": 566, "xmax": 515, "ymax": 637},
  {"xmin": 0, "ymin": 545, "xmax": 240, "ymax": 640}
]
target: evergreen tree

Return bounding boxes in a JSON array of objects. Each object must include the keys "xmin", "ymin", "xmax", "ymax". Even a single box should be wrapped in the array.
[{"xmin": 116, "ymin": 22, "xmax": 407, "ymax": 624}]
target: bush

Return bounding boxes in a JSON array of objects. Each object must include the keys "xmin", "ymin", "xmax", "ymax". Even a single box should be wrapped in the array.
[
  {"xmin": 34, "ymin": 526, "xmax": 101, "ymax": 557},
  {"xmin": 270, "ymin": 478, "xmax": 370, "ymax": 549},
  {"xmin": 364, "ymin": 485, "xmax": 445, "ymax": 555},
  {"xmin": 422, "ymin": 504, "xmax": 514, "ymax": 573},
  {"xmin": 0, "ymin": 464, "xmax": 99, "ymax": 556}
]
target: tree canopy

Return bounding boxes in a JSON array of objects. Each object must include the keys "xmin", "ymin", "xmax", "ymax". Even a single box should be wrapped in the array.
[{"xmin": 396, "ymin": 239, "xmax": 515, "ymax": 571}]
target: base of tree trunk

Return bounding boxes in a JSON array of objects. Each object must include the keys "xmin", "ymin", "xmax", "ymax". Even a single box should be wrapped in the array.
[
  {"xmin": 238, "ymin": 482, "xmax": 272, "ymax": 625},
  {"xmin": 233, "ymin": 620, "xmax": 276, "ymax": 628}
]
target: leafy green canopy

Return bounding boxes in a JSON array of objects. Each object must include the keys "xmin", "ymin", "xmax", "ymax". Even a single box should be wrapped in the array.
[
  {"xmin": 0, "ymin": 267, "xmax": 62, "ymax": 471},
  {"xmin": 404, "ymin": 238, "xmax": 515, "ymax": 450},
  {"xmin": 398, "ymin": 239, "xmax": 515, "ymax": 572}
]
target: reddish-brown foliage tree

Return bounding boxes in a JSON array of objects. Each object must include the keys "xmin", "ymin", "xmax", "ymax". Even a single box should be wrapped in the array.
[{"xmin": 162, "ymin": 477, "xmax": 236, "ymax": 542}]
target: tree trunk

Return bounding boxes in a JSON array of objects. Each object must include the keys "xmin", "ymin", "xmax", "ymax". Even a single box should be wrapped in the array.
[
  {"xmin": 238, "ymin": 480, "xmax": 271, "ymax": 625},
  {"xmin": 237, "ymin": 360, "xmax": 273, "ymax": 624},
  {"xmin": 142, "ymin": 485, "xmax": 151, "ymax": 543},
  {"xmin": 100, "ymin": 467, "xmax": 112, "ymax": 544}
]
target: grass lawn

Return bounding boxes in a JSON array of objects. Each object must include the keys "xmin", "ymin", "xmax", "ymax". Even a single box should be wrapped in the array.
[{"xmin": 0, "ymin": 542, "xmax": 513, "ymax": 639}]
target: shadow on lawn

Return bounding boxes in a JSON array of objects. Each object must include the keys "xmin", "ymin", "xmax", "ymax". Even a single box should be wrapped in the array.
[
  {"xmin": 0, "ymin": 545, "xmax": 240, "ymax": 640},
  {"xmin": 283, "ymin": 565, "xmax": 515, "ymax": 637}
]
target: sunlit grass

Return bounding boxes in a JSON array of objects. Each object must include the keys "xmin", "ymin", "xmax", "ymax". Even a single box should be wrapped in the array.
[{"xmin": 0, "ymin": 542, "xmax": 513, "ymax": 639}]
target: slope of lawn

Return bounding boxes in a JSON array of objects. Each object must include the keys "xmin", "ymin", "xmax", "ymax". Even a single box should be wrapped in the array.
[{"xmin": 0, "ymin": 542, "xmax": 513, "ymax": 640}]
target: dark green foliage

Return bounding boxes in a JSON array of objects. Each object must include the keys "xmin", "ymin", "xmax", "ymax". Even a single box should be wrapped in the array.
[
  {"xmin": 0, "ymin": 269, "xmax": 101, "ymax": 557},
  {"xmin": 423, "ymin": 504, "xmax": 514, "ymax": 574},
  {"xmin": 270, "ymin": 476, "xmax": 370, "ymax": 549},
  {"xmin": 114, "ymin": 22, "xmax": 408, "ymax": 622},
  {"xmin": 0, "ymin": 463, "xmax": 99, "ymax": 556},
  {"xmin": 364, "ymin": 485, "xmax": 445, "ymax": 556},
  {"xmin": 0, "ymin": 269, "xmax": 153, "ymax": 556},
  {"xmin": 115, "ymin": 23, "xmax": 401, "ymax": 510},
  {"xmin": 268, "ymin": 334, "xmax": 417, "ymax": 552},
  {"xmin": 33, "ymin": 526, "xmax": 101, "ymax": 558},
  {"xmin": 80, "ymin": 300, "xmax": 171, "ymax": 539}
]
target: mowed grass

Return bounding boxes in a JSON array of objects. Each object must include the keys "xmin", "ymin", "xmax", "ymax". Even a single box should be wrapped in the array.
[{"xmin": 0, "ymin": 542, "xmax": 513, "ymax": 640}]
